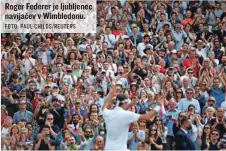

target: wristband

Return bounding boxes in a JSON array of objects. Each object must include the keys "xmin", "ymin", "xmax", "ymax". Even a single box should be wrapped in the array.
[{"xmin": 153, "ymin": 106, "xmax": 161, "ymax": 114}]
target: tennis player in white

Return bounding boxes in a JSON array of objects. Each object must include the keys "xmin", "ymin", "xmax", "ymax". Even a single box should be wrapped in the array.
[{"xmin": 102, "ymin": 87, "xmax": 162, "ymax": 150}]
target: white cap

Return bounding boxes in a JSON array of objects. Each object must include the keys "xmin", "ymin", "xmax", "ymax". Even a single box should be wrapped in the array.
[{"xmin": 171, "ymin": 49, "xmax": 177, "ymax": 54}]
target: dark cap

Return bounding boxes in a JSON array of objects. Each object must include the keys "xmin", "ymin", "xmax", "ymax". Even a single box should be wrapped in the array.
[
  {"xmin": 74, "ymin": 98, "xmax": 81, "ymax": 104},
  {"xmin": 52, "ymin": 86, "xmax": 59, "ymax": 89},
  {"xmin": 11, "ymin": 74, "xmax": 19, "ymax": 79},
  {"xmin": 144, "ymin": 46, "xmax": 153, "ymax": 54}
]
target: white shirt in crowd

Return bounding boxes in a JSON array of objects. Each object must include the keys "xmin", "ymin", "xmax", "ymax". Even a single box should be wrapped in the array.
[
  {"xmin": 137, "ymin": 42, "xmax": 153, "ymax": 57},
  {"xmin": 101, "ymin": 34, "xmax": 116, "ymax": 49},
  {"xmin": 103, "ymin": 107, "xmax": 140, "ymax": 150}
]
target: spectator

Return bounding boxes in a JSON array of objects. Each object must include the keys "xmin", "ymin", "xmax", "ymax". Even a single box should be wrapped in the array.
[
  {"xmin": 178, "ymin": 88, "xmax": 201, "ymax": 113},
  {"xmin": 1, "ymin": 1, "xmax": 226, "ymax": 150},
  {"xmin": 175, "ymin": 116, "xmax": 195, "ymax": 150},
  {"xmin": 12, "ymin": 100, "xmax": 33, "ymax": 124}
]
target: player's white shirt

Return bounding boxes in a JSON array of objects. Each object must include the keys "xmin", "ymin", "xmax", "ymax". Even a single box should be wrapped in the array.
[{"xmin": 103, "ymin": 107, "xmax": 140, "ymax": 150}]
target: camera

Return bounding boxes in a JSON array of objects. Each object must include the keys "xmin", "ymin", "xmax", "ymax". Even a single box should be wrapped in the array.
[
  {"xmin": 167, "ymin": 115, "xmax": 172, "ymax": 119},
  {"xmin": 67, "ymin": 69, "xmax": 72, "ymax": 73},
  {"xmin": 137, "ymin": 78, "xmax": 141, "ymax": 85},
  {"xmin": 96, "ymin": 78, "xmax": 102, "ymax": 83}
]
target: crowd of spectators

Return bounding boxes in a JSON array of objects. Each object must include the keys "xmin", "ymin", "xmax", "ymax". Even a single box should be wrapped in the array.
[{"xmin": 1, "ymin": 0, "xmax": 226, "ymax": 150}]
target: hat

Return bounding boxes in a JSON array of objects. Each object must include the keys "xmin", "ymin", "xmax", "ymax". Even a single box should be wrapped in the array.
[
  {"xmin": 11, "ymin": 74, "xmax": 19, "ymax": 79},
  {"xmin": 75, "ymin": 98, "xmax": 81, "ymax": 104},
  {"xmin": 45, "ymin": 85, "xmax": 51, "ymax": 88},
  {"xmin": 197, "ymin": 40, "xmax": 203, "ymax": 43},
  {"xmin": 123, "ymin": 64, "xmax": 129, "ymax": 68},
  {"xmin": 57, "ymin": 95, "xmax": 65, "ymax": 101},
  {"xmin": 201, "ymin": 81, "xmax": 207, "ymax": 85},
  {"xmin": 116, "ymin": 81, "xmax": 124, "ymax": 88},
  {"xmin": 159, "ymin": 48, "xmax": 166, "ymax": 51},
  {"xmin": 1, "ymin": 105, "xmax": 7, "ymax": 111},
  {"xmin": 52, "ymin": 86, "xmax": 59, "ymax": 89},
  {"xmin": 204, "ymin": 58, "xmax": 210, "ymax": 62},
  {"xmin": 28, "ymin": 45, "xmax": 34, "ymax": 48},
  {"xmin": 20, "ymin": 127, "xmax": 28, "ymax": 133},
  {"xmin": 35, "ymin": 90, "xmax": 41, "ymax": 94},
  {"xmin": 208, "ymin": 96, "xmax": 216, "ymax": 102},
  {"xmin": 171, "ymin": 49, "xmax": 177, "ymax": 54},
  {"xmin": 132, "ymin": 24, "xmax": 138, "ymax": 28},
  {"xmin": 144, "ymin": 46, "xmax": 153, "ymax": 54},
  {"xmin": 10, "ymin": 124, "xmax": 19, "ymax": 131}
]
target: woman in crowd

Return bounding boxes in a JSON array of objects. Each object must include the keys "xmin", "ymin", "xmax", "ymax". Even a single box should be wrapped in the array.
[{"xmin": 147, "ymin": 125, "xmax": 163, "ymax": 150}]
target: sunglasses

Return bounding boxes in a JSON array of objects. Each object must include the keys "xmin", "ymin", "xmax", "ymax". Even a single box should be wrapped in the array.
[
  {"xmin": 212, "ymin": 133, "xmax": 219, "ymax": 136},
  {"xmin": 188, "ymin": 72, "xmax": 193, "ymax": 74},
  {"xmin": 85, "ymin": 131, "xmax": 92, "ymax": 133},
  {"xmin": 97, "ymin": 140, "xmax": 103, "ymax": 143},
  {"xmin": 208, "ymin": 100, "xmax": 215, "ymax": 102},
  {"xmin": 156, "ymin": 119, "xmax": 161, "ymax": 121},
  {"xmin": 186, "ymin": 92, "xmax": 193, "ymax": 94},
  {"xmin": 177, "ymin": 91, "xmax": 182, "ymax": 93},
  {"xmin": 140, "ymin": 121, "xmax": 146, "ymax": 123}
]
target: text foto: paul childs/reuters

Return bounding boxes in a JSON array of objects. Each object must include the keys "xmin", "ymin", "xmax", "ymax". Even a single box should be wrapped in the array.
[{"xmin": 4, "ymin": 23, "xmax": 76, "ymax": 29}]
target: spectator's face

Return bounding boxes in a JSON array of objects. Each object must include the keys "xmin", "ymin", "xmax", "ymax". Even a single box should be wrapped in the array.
[
  {"xmin": 106, "ymin": 27, "xmax": 111, "ymax": 34},
  {"xmin": 211, "ymin": 131, "xmax": 220, "ymax": 141},
  {"xmin": 103, "ymin": 63, "xmax": 109, "ymax": 70},
  {"xmin": 169, "ymin": 101, "xmax": 176, "ymax": 109},
  {"xmin": 43, "ymin": 127, "xmax": 50, "ymax": 135},
  {"xmin": 36, "ymin": 36, "xmax": 41, "ymax": 43},
  {"xmin": 194, "ymin": 86, "xmax": 200, "ymax": 93},
  {"xmin": 160, "ymin": 14, "xmax": 165, "ymax": 21},
  {"xmin": 113, "ymin": 49, "xmax": 119, "ymax": 57},
  {"xmin": 188, "ymin": 106, "xmax": 195, "ymax": 114},
  {"xmin": 84, "ymin": 129, "xmax": 93, "ymax": 138},
  {"xmin": 186, "ymin": 90, "xmax": 193, "ymax": 99},
  {"xmin": 203, "ymin": 61, "xmax": 210, "ymax": 68},
  {"xmin": 90, "ymin": 112, "xmax": 98, "ymax": 120},
  {"xmin": 118, "ymin": 66, "xmax": 124, "ymax": 74},
  {"xmin": 144, "ymin": 78, "xmax": 150, "ymax": 86},
  {"xmin": 91, "ymin": 105, "xmax": 98, "ymax": 112},
  {"xmin": 19, "ymin": 101, "xmax": 26, "ymax": 110},
  {"xmin": 217, "ymin": 108, "xmax": 225, "ymax": 118},
  {"xmin": 46, "ymin": 114, "xmax": 54, "ymax": 124},
  {"xmin": 96, "ymin": 137, "xmax": 104, "ymax": 148},
  {"xmin": 206, "ymin": 109, "xmax": 214, "ymax": 117},
  {"xmin": 68, "ymin": 136, "xmax": 76, "ymax": 145},
  {"xmin": 186, "ymin": 11, "xmax": 191, "ymax": 18},
  {"xmin": 184, "ymin": 119, "xmax": 192, "ymax": 130},
  {"xmin": 46, "ymin": 74, "xmax": 53, "ymax": 81},
  {"xmin": 133, "ymin": 123, "xmax": 139, "ymax": 131},
  {"xmin": 213, "ymin": 79, "xmax": 220, "ymax": 88},
  {"xmin": 16, "ymin": 144, "xmax": 25, "ymax": 150},
  {"xmin": 144, "ymin": 37, "xmax": 149, "ymax": 43},
  {"xmin": 129, "ymin": 52, "xmax": 134, "ymax": 59},
  {"xmin": 99, "ymin": 19, "xmax": 105, "ymax": 26},
  {"xmin": 56, "ymin": 64, "xmax": 62, "ymax": 71},
  {"xmin": 150, "ymin": 126, "xmax": 157, "ymax": 135},
  {"xmin": 137, "ymin": 143, "xmax": 148, "ymax": 151},
  {"xmin": 204, "ymin": 125, "xmax": 211, "ymax": 133},
  {"xmin": 221, "ymin": 56, "xmax": 226, "ymax": 63},
  {"xmin": 15, "ymin": 36, "xmax": 21, "ymax": 45},
  {"xmin": 72, "ymin": 115, "xmax": 79, "ymax": 124}
]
